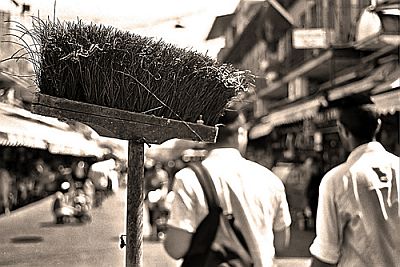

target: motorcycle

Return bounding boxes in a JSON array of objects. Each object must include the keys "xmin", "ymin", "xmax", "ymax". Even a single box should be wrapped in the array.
[
  {"xmin": 53, "ymin": 182, "xmax": 92, "ymax": 224},
  {"xmin": 72, "ymin": 189, "xmax": 92, "ymax": 223},
  {"xmin": 53, "ymin": 181, "xmax": 75, "ymax": 224}
]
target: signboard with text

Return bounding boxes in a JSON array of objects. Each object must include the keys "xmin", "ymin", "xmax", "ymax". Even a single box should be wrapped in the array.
[{"xmin": 292, "ymin": 28, "xmax": 333, "ymax": 49}]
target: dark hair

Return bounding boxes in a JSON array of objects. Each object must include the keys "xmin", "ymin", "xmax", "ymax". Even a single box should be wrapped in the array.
[
  {"xmin": 338, "ymin": 105, "xmax": 379, "ymax": 142},
  {"xmin": 216, "ymin": 109, "xmax": 245, "ymax": 142}
]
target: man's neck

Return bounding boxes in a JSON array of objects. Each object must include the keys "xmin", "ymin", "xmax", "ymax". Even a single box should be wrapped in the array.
[
  {"xmin": 208, "ymin": 143, "xmax": 238, "ymax": 150},
  {"xmin": 209, "ymin": 136, "xmax": 240, "ymax": 150},
  {"xmin": 349, "ymin": 138, "xmax": 374, "ymax": 151}
]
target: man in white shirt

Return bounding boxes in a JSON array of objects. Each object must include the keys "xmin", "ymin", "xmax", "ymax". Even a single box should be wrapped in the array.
[
  {"xmin": 163, "ymin": 109, "xmax": 291, "ymax": 267},
  {"xmin": 310, "ymin": 96, "xmax": 400, "ymax": 267}
]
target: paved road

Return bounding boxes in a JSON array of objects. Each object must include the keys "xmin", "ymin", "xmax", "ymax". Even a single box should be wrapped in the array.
[
  {"xmin": 0, "ymin": 189, "xmax": 178, "ymax": 267},
  {"xmin": 0, "ymin": 189, "xmax": 311, "ymax": 267},
  {"xmin": 0, "ymin": 192, "xmax": 125, "ymax": 266}
]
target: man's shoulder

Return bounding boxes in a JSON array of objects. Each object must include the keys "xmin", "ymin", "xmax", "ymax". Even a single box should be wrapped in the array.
[
  {"xmin": 244, "ymin": 159, "xmax": 285, "ymax": 188},
  {"xmin": 377, "ymin": 150, "xmax": 399, "ymax": 167},
  {"xmin": 350, "ymin": 146, "xmax": 399, "ymax": 174},
  {"xmin": 320, "ymin": 163, "xmax": 348, "ymax": 189},
  {"xmin": 175, "ymin": 166, "xmax": 197, "ymax": 181},
  {"xmin": 173, "ymin": 166, "xmax": 204, "ymax": 199}
]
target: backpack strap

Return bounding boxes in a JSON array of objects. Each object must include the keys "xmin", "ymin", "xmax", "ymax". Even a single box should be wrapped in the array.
[
  {"xmin": 181, "ymin": 162, "xmax": 222, "ymax": 267},
  {"xmin": 187, "ymin": 162, "xmax": 253, "ymax": 267},
  {"xmin": 187, "ymin": 162, "xmax": 221, "ymax": 211}
]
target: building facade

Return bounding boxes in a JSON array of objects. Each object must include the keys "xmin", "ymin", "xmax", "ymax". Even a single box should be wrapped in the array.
[
  {"xmin": 0, "ymin": 1, "xmax": 34, "ymax": 104},
  {"xmin": 209, "ymin": 0, "xmax": 400, "ymax": 172}
]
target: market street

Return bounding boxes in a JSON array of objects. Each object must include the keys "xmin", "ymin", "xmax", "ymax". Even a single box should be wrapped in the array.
[
  {"xmin": 0, "ymin": 188, "xmax": 177, "ymax": 267},
  {"xmin": 0, "ymin": 188, "xmax": 312, "ymax": 267}
]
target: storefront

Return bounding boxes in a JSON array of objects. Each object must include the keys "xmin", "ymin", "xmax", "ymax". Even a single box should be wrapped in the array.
[{"xmin": 0, "ymin": 101, "xmax": 107, "ymax": 214}]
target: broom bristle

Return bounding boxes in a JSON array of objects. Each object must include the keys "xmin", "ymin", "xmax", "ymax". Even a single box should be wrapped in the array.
[{"xmin": 29, "ymin": 18, "xmax": 254, "ymax": 125}]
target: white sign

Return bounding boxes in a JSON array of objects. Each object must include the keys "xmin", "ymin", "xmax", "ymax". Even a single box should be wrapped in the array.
[{"xmin": 292, "ymin": 28, "xmax": 332, "ymax": 49}]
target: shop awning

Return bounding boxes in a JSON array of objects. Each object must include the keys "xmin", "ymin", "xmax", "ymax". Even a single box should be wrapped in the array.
[
  {"xmin": 96, "ymin": 136, "xmax": 128, "ymax": 161},
  {"xmin": 328, "ymin": 61, "xmax": 400, "ymax": 101},
  {"xmin": 371, "ymin": 89, "xmax": 400, "ymax": 114},
  {"xmin": 249, "ymin": 122, "xmax": 275, "ymax": 140},
  {"xmin": 250, "ymin": 86, "xmax": 399, "ymax": 140},
  {"xmin": 249, "ymin": 97, "xmax": 325, "ymax": 139},
  {"xmin": 0, "ymin": 103, "xmax": 105, "ymax": 157}
]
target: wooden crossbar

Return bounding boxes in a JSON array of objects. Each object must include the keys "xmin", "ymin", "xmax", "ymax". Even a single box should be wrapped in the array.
[{"xmin": 31, "ymin": 92, "xmax": 218, "ymax": 266}]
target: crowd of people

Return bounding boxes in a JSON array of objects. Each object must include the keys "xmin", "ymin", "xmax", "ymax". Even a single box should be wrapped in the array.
[
  {"xmin": 0, "ymin": 146, "xmax": 126, "ymax": 217},
  {"xmin": 0, "ymin": 147, "xmax": 64, "ymax": 215},
  {"xmin": 157, "ymin": 95, "xmax": 399, "ymax": 267}
]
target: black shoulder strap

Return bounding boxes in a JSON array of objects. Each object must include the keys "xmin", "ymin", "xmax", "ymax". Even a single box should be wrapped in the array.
[
  {"xmin": 186, "ymin": 162, "xmax": 254, "ymax": 267},
  {"xmin": 181, "ymin": 162, "xmax": 222, "ymax": 267},
  {"xmin": 187, "ymin": 162, "xmax": 221, "ymax": 210}
]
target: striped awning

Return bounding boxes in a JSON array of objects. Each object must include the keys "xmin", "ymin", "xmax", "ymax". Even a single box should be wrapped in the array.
[
  {"xmin": 0, "ymin": 103, "xmax": 105, "ymax": 157},
  {"xmin": 249, "ymin": 97, "xmax": 325, "ymax": 139},
  {"xmin": 371, "ymin": 89, "xmax": 400, "ymax": 114},
  {"xmin": 0, "ymin": 131, "xmax": 47, "ymax": 149}
]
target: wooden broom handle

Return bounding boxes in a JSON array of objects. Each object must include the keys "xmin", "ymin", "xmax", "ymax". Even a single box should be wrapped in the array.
[{"xmin": 126, "ymin": 141, "xmax": 144, "ymax": 266}]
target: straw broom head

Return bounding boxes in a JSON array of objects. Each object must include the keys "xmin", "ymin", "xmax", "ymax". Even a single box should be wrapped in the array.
[{"xmin": 16, "ymin": 18, "xmax": 255, "ymax": 125}]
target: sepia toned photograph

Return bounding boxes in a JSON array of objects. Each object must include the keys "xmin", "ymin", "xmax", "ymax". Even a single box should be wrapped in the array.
[{"xmin": 0, "ymin": 0, "xmax": 399, "ymax": 266}]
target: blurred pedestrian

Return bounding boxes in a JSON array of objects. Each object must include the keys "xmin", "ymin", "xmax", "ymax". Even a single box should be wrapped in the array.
[
  {"xmin": 305, "ymin": 155, "xmax": 323, "ymax": 229},
  {"xmin": 164, "ymin": 109, "xmax": 291, "ymax": 266},
  {"xmin": 71, "ymin": 160, "xmax": 95, "ymax": 209},
  {"xmin": 310, "ymin": 95, "xmax": 400, "ymax": 267},
  {"xmin": 144, "ymin": 160, "xmax": 169, "ymax": 240},
  {"xmin": 0, "ymin": 160, "xmax": 12, "ymax": 216}
]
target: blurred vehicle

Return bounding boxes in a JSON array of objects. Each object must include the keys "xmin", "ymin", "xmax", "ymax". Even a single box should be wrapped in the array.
[
  {"xmin": 52, "ymin": 181, "xmax": 92, "ymax": 224},
  {"xmin": 52, "ymin": 181, "xmax": 74, "ymax": 224},
  {"xmin": 72, "ymin": 189, "xmax": 92, "ymax": 223},
  {"xmin": 53, "ymin": 160, "xmax": 95, "ymax": 224},
  {"xmin": 88, "ymin": 159, "xmax": 119, "ymax": 207}
]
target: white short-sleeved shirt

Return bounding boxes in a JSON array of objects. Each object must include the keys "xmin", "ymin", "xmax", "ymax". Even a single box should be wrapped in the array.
[
  {"xmin": 310, "ymin": 142, "xmax": 400, "ymax": 266},
  {"xmin": 168, "ymin": 148, "xmax": 291, "ymax": 267}
]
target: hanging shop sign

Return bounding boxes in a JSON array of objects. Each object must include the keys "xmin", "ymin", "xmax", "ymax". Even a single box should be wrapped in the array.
[{"xmin": 292, "ymin": 28, "xmax": 334, "ymax": 49}]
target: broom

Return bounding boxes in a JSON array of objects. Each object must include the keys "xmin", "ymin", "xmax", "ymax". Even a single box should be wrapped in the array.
[{"xmin": 9, "ymin": 18, "xmax": 254, "ymax": 126}]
